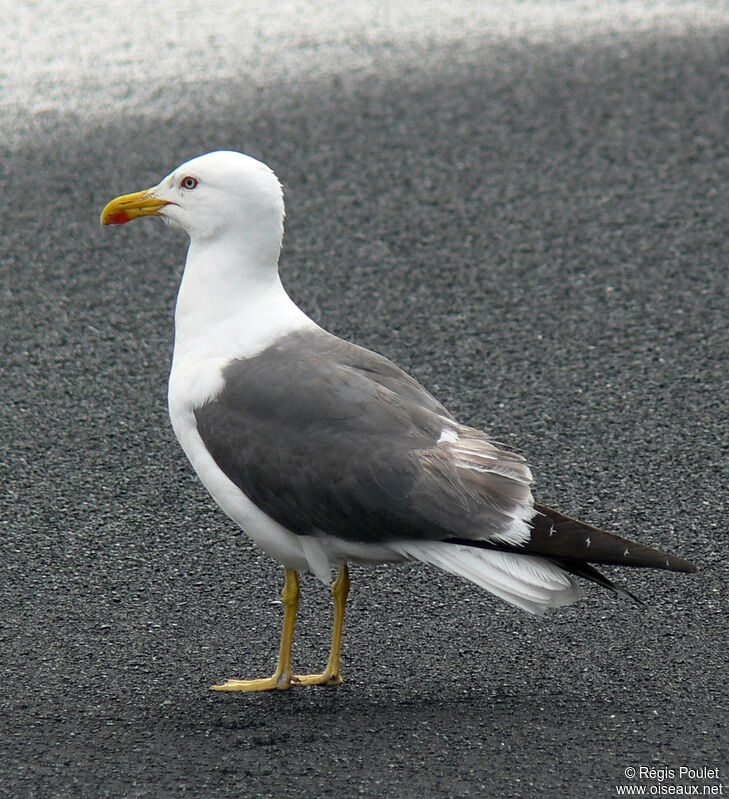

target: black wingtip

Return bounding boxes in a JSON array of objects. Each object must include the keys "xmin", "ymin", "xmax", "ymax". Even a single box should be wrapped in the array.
[
  {"xmin": 670, "ymin": 557, "xmax": 699, "ymax": 574},
  {"xmin": 532, "ymin": 504, "xmax": 699, "ymax": 573},
  {"xmin": 557, "ymin": 559, "xmax": 643, "ymax": 605}
]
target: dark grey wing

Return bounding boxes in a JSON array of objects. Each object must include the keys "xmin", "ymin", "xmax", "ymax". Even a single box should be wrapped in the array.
[
  {"xmin": 194, "ymin": 329, "xmax": 533, "ymax": 545},
  {"xmin": 330, "ymin": 338, "xmax": 451, "ymax": 417}
]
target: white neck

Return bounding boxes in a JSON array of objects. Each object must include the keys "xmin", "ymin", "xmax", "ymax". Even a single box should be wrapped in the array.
[{"xmin": 172, "ymin": 231, "xmax": 316, "ymax": 369}]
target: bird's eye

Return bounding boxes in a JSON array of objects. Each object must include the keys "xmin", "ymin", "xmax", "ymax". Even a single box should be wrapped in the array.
[{"xmin": 181, "ymin": 176, "xmax": 198, "ymax": 190}]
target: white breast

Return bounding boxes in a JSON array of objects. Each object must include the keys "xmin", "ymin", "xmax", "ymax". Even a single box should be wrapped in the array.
[
  {"xmin": 167, "ymin": 390, "xmax": 312, "ymax": 573},
  {"xmin": 167, "ymin": 262, "xmax": 320, "ymax": 573}
]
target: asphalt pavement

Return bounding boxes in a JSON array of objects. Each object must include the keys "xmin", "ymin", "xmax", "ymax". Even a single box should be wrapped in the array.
[{"xmin": 1, "ymin": 3, "xmax": 728, "ymax": 797}]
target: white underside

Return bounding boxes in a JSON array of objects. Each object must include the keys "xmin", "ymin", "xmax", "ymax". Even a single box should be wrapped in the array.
[
  {"xmin": 169, "ymin": 274, "xmax": 408, "ymax": 577},
  {"xmin": 168, "ymin": 260, "xmax": 582, "ymax": 614},
  {"xmin": 169, "ymin": 402, "xmax": 582, "ymax": 614},
  {"xmin": 170, "ymin": 381, "xmax": 581, "ymax": 614},
  {"xmin": 392, "ymin": 541, "xmax": 583, "ymax": 614},
  {"xmin": 169, "ymin": 397, "xmax": 407, "ymax": 578}
]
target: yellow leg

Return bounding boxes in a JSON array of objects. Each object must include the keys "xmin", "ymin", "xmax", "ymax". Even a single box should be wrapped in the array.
[
  {"xmin": 294, "ymin": 564, "xmax": 350, "ymax": 686},
  {"xmin": 212, "ymin": 568, "xmax": 300, "ymax": 692}
]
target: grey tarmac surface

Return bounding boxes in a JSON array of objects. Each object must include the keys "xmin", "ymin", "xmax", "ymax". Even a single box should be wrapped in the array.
[{"xmin": 1, "ymin": 3, "xmax": 728, "ymax": 797}]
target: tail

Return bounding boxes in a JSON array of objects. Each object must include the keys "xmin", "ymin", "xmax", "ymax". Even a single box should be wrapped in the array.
[
  {"xmin": 400, "ymin": 504, "xmax": 696, "ymax": 614},
  {"xmin": 394, "ymin": 541, "xmax": 584, "ymax": 615}
]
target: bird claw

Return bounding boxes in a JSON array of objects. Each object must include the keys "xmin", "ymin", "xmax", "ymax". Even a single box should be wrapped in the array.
[
  {"xmin": 291, "ymin": 671, "xmax": 344, "ymax": 686},
  {"xmin": 211, "ymin": 673, "xmax": 292, "ymax": 692},
  {"xmin": 211, "ymin": 670, "xmax": 344, "ymax": 691}
]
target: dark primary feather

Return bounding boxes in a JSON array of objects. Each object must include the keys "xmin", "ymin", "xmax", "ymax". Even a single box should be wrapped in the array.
[
  {"xmin": 446, "ymin": 504, "xmax": 697, "ymax": 601},
  {"xmin": 529, "ymin": 504, "xmax": 696, "ymax": 572}
]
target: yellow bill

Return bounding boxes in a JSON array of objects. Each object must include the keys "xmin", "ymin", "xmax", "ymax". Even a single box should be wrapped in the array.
[{"xmin": 100, "ymin": 189, "xmax": 170, "ymax": 225}]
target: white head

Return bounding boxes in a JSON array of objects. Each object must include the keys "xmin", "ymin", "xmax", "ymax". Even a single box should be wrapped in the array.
[
  {"xmin": 101, "ymin": 150, "xmax": 285, "ymax": 266},
  {"xmin": 102, "ymin": 151, "xmax": 313, "ymax": 361}
]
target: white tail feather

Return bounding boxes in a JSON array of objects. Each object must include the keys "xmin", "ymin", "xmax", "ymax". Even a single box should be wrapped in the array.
[{"xmin": 395, "ymin": 541, "xmax": 583, "ymax": 615}]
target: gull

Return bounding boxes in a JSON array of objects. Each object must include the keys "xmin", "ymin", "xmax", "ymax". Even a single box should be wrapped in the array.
[{"xmin": 101, "ymin": 151, "xmax": 696, "ymax": 691}]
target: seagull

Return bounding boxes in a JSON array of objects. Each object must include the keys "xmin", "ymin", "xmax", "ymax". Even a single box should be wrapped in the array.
[{"xmin": 101, "ymin": 151, "xmax": 696, "ymax": 692}]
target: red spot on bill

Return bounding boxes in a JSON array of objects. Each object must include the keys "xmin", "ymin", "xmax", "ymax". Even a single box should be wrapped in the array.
[{"xmin": 105, "ymin": 209, "xmax": 131, "ymax": 225}]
